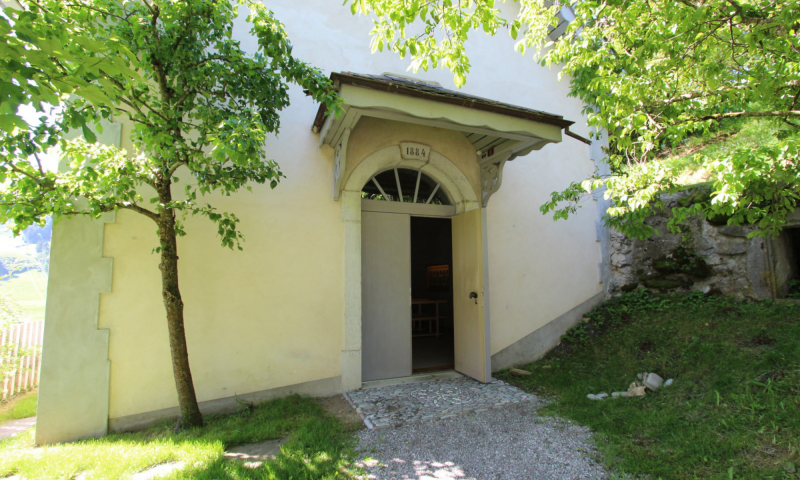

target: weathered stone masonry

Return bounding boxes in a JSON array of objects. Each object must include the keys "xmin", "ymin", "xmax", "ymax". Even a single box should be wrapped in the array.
[{"xmin": 608, "ymin": 192, "xmax": 800, "ymax": 299}]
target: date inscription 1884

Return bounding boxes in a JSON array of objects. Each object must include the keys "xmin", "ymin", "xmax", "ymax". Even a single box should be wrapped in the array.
[{"xmin": 400, "ymin": 142, "xmax": 430, "ymax": 161}]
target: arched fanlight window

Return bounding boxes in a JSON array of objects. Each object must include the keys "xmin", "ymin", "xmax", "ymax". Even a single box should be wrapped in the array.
[{"xmin": 361, "ymin": 168, "xmax": 452, "ymax": 205}]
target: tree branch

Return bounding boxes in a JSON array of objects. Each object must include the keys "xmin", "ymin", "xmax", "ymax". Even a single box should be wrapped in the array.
[
  {"xmin": 99, "ymin": 71, "xmax": 170, "ymax": 124},
  {"xmin": 121, "ymin": 203, "xmax": 160, "ymax": 223},
  {"xmin": 694, "ymin": 110, "xmax": 800, "ymax": 122},
  {"xmin": 643, "ymin": 83, "xmax": 751, "ymax": 109},
  {"xmin": 167, "ymin": 161, "xmax": 186, "ymax": 178},
  {"xmin": 8, "ymin": 163, "xmax": 44, "ymax": 185},
  {"xmin": 32, "ymin": 152, "xmax": 45, "ymax": 176}
]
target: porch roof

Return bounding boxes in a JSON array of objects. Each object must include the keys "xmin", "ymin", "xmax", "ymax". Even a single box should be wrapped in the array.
[
  {"xmin": 313, "ymin": 72, "xmax": 587, "ymax": 206},
  {"xmin": 312, "ymin": 72, "xmax": 574, "ymax": 132}
]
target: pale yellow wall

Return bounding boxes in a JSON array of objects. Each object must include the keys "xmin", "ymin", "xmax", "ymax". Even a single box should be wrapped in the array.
[
  {"xmin": 100, "ymin": 103, "xmax": 347, "ymax": 419},
  {"xmin": 100, "ymin": 118, "xmax": 487, "ymax": 420},
  {"xmin": 344, "ymin": 117, "xmax": 480, "ymax": 198},
  {"xmin": 42, "ymin": 0, "xmax": 606, "ymax": 432}
]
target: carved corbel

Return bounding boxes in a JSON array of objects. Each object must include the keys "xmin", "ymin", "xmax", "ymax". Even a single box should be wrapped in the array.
[
  {"xmin": 332, "ymin": 127, "xmax": 351, "ymax": 201},
  {"xmin": 480, "ymin": 152, "xmax": 512, "ymax": 207}
]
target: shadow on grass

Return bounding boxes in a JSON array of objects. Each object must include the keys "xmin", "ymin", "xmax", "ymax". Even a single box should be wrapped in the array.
[{"xmin": 0, "ymin": 395, "xmax": 360, "ymax": 480}]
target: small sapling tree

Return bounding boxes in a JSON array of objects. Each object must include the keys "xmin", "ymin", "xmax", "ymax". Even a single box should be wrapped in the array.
[{"xmin": 0, "ymin": 0, "xmax": 340, "ymax": 428}]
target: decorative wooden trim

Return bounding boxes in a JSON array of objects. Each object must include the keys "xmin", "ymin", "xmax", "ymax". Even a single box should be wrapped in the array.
[
  {"xmin": 332, "ymin": 127, "xmax": 351, "ymax": 200},
  {"xmin": 313, "ymin": 72, "xmax": 574, "ymax": 131},
  {"xmin": 360, "ymin": 199, "xmax": 456, "ymax": 217},
  {"xmin": 480, "ymin": 152, "xmax": 511, "ymax": 208}
]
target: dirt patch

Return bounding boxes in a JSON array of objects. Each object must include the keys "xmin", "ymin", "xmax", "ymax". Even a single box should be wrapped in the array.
[
  {"xmin": 758, "ymin": 370, "xmax": 786, "ymax": 382},
  {"xmin": 639, "ymin": 340, "xmax": 656, "ymax": 352},
  {"xmin": 751, "ymin": 336, "xmax": 776, "ymax": 347},
  {"xmin": 317, "ymin": 394, "xmax": 364, "ymax": 430}
]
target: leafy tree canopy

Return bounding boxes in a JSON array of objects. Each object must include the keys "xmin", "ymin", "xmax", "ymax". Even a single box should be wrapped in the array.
[
  {"xmin": 1, "ymin": 0, "xmax": 340, "ymax": 427},
  {"xmin": 2, "ymin": 0, "xmax": 339, "ymax": 241},
  {"xmin": 348, "ymin": 0, "xmax": 800, "ymax": 239}
]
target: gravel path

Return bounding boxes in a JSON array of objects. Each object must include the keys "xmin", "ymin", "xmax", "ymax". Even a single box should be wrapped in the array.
[
  {"xmin": 346, "ymin": 377, "xmax": 533, "ymax": 429},
  {"xmin": 355, "ymin": 401, "xmax": 607, "ymax": 480},
  {"xmin": 0, "ymin": 417, "xmax": 35, "ymax": 440}
]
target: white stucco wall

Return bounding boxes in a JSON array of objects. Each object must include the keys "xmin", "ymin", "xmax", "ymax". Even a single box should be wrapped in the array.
[
  {"xmin": 39, "ymin": 0, "xmax": 605, "ymax": 441},
  {"xmin": 486, "ymin": 145, "xmax": 603, "ymax": 355}
]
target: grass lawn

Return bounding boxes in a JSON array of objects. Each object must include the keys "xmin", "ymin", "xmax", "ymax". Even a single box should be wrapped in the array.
[
  {"xmin": 661, "ymin": 117, "xmax": 785, "ymax": 183},
  {"xmin": 0, "ymin": 395, "xmax": 361, "ymax": 480},
  {"xmin": 498, "ymin": 290, "xmax": 800, "ymax": 479},
  {"xmin": 0, "ymin": 390, "xmax": 37, "ymax": 424},
  {"xmin": 1, "ymin": 270, "xmax": 48, "ymax": 322}
]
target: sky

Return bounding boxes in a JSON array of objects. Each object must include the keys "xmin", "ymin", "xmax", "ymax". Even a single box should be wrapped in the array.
[{"xmin": 15, "ymin": 103, "xmax": 60, "ymax": 172}]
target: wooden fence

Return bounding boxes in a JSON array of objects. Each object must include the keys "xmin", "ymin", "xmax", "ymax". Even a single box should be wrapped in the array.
[{"xmin": 1, "ymin": 321, "xmax": 44, "ymax": 400}]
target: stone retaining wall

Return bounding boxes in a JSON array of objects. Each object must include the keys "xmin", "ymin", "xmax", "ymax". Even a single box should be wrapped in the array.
[{"xmin": 608, "ymin": 192, "xmax": 800, "ymax": 299}]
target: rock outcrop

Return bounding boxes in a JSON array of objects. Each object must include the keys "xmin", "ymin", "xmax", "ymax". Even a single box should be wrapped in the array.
[{"xmin": 608, "ymin": 191, "xmax": 798, "ymax": 299}]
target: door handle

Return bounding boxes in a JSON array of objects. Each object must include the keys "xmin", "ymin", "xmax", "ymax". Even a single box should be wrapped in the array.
[{"xmin": 469, "ymin": 292, "xmax": 478, "ymax": 304}]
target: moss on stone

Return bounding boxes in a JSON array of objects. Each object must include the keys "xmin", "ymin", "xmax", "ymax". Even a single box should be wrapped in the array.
[
  {"xmin": 653, "ymin": 258, "xmax": 679, "ymax": 273},
  {"xmin": 651, "ymin": 246, "xmax": 712, "ymax": 279},
  {"xmin": 620, "ymin": 282, "xmax": 640, "ymax": 293},
  {"xmin": 707, "ymin": 212, "xmax": 733, "ymax": 226},
  {"xmin": 643, "ymin": 276, "xmax": 694, "ymax": 290},
  {"xmin": 686, "ymin": 260, "xmax": 712, "ymax": 278}
]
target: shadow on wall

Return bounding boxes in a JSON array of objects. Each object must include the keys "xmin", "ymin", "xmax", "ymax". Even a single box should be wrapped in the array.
[
  {"xmin": 410, "ymin": 217, "xmax": 453, "ymax": 322},
  {"xmin": 772, "ymin": 227, "xmax": 800, "ymax": 298}
]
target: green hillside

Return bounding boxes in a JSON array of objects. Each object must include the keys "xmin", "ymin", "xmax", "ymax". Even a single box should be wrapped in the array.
[
  {"xmin": 1, "ymin": 271, "xmax": 47, "ymax": 323},
  {"xmin": 0, "ymin": 226, "xmax": 49, "ymax": 324}
]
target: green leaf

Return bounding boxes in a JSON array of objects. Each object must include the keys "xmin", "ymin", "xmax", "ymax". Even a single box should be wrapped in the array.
[
  {"xmin": 0, "ymin": 114, "xmax": 28, "ymax": 133},
  {"xmin": 81, "ymin": 124, "xmax": 97, "ymax": 144}
]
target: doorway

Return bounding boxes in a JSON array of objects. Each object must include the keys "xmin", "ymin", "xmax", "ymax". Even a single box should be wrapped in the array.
[
  {"xmin": 773, "ymin": 228, "xmax": 800, "ymax": 297},
  {"xmin": 410, "ymin": 217, "xmax": 454, "ymax": 373},
  {"xmin": 360, "ymin": 169, "xmax": 489, "ymax": 384}
]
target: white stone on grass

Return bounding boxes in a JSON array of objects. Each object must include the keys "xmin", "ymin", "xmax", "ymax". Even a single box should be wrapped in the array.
[
  {"xmin": 643, "ymin": 373, "xmax": 664, "ymax": 390},
  {"xmin": 627, "ymin": 382, "xmax": 647, "ymax": 397}
]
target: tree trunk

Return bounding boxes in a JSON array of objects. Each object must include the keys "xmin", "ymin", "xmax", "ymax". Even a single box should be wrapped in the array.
[{"xmin": 157, "ymin": 202, "xmax": 204, "ymax": 429}]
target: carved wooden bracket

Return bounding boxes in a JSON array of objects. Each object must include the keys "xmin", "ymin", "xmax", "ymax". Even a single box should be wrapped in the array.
[
  {"xmin": 480, "ymin": 152, "xmax": 512, "ymax": 207},
  {"xmin": 332, "ymin": 127, "xmax": 352, "ymax": 201}
]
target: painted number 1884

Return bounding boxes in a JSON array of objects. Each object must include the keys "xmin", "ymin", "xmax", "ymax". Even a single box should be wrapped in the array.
[{"xmin": 400, "ymin": 142, "xmax": 430, "ymax": 161}]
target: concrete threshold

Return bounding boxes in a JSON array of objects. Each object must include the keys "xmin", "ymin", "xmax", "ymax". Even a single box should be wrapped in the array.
[{"xmin": 361, "ymin": 370, "xmax": 463, "ymax": 390}]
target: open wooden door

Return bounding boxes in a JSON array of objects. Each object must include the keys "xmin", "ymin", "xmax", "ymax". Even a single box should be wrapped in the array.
[
  {"xmin": 361, "ymin": 212, "xmax": 412, "ymax": 381},
  {"xmin": 452, "ymin": 208, "xmax": 491, "ymax": 383}
]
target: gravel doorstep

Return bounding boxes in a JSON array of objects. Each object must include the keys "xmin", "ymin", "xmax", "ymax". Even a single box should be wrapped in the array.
[
  {"xmin": 355, "ymin": 401, "xmax": 608, "ymax": 480},
  {"xmin": 346, "ymin": 377, "xmax": 534, "ymax": 429}
]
